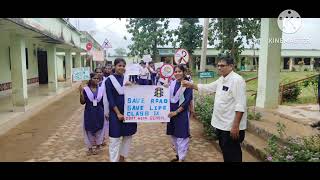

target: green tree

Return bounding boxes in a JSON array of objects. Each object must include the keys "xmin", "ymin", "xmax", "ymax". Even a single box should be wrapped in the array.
[
  {"xmin": 173, "ymin": 18, "xmax": 202, "ymax": 70},
  {"xmin": 242, "ymin": 18, "xmax": 261, "ymax": 70},
  {"xmin": 124, "ymin": 18, "xmax": 172, "ymax": 59},
  {"xmin": 114, "ymin": 47, "xmax": 127, "ymax": 56},
  {"xmin": 208, "ymin": 18, "xmax": 261, "ymax": 69}
]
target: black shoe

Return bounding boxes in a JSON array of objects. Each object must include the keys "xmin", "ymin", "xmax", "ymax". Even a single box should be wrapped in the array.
[{"xmin": 170, "ymin": 155, "xmax": 179, "ymax": 162}]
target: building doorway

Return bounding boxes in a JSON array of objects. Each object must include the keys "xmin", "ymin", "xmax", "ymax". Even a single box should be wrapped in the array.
[{"xmin": 37, "ymin": 50, "xmax": 48, "ymax": 84}]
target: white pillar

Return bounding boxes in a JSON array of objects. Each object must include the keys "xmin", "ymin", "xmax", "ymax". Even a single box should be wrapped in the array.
[
  {"xmin": 65, "ymin": 49, "xmax": 73, "ymax": 86},
  {"xmin": 90, "ymin": 59, "xmax": 93, "ymax": 72},
  {"xmin": 256, "ymin": 18, "xmax": 282, "ymax": 109},
  {"xmin": 289, "ymin": 57, "xmax": 293, "ymax": 71},
  {"xmin": 47, "ymin": 45, "xmax": 58, "ymax": 93},
  {"xmin": 311, "ymin": 57, "xmax": 314, "ymax": 71},
  {"xmin": 10, "ymin": 34, "xmax": 28, "ymax": 112}
]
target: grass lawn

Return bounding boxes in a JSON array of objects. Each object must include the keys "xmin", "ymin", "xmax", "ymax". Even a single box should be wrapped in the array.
[
  {"xmin": 246, "ymin": 71, "xmax": 318, "ymax": 106},
  {"xmin": 192, "ymin": 70, "xmax": 318, "ymax": 106}
]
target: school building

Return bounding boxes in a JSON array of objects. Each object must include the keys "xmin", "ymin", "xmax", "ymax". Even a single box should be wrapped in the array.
[
  {"xmin": 0, "ymin": 18, "xmax": 103, "ymax": 135},
  {"xmin": 105, "ymin": 47, "xmax": 320, "ymax": 72},
  {"xmin": 158, "ymin": 48, "xmax": 320, "ymax": 72}
]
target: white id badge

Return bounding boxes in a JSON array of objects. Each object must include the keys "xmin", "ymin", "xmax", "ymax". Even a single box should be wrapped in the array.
[{"xmin": 93, "ymin": 99, "xmax": 97, "ymax": 106}]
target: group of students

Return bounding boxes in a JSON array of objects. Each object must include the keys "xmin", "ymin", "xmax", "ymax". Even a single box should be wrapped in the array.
[
  {"xmin": 79, "ymin": 58, "xmax": 194, "ymax": 162},
  {"xmin": 128, "ymin": 61, "xmax": 158, "ymax": 85},
  {"xmin": 129, "ymin": 60, "xmax": 193, "ymax": 86}
]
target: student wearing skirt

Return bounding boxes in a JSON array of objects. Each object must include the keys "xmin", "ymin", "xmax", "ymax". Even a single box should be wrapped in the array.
[
  {"xmin": 105, "ymin": 58, "xmax": 137, "ymax": 162},
  {"xmin": 167, "ymin": 64, "xmax": 193, "ymax": 162},
  {"xmin": 79, "ymin": 73, "xmax": 105, "ymax": 155}
]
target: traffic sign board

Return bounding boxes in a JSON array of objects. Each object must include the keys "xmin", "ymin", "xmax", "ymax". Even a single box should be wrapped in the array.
[
  {"xmin": 160, "ymin": 64, "xmax": 174, "ymax": 79},
  {"xmin": 86, "ymin": 42, "xmax": 93, "ymax": 51},
  {"xmin": 199, "ymin": 71, "xmax": 214, "ymax": 78},
  {"xmin": 174, "ymin": 49, "xmax": 189, "ymax": 65}
]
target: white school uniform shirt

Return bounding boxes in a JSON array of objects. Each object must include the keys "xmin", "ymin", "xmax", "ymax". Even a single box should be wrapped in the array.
[
  {"xmin": 139, "ymin": 67, "xmax": 149, "ymax": 80},
  {"xmin": 197, "ymin": 71, "xmax": 247, "ymax": 131},
  {"xmin": 100, "ymin": 77, "xmax": 109, "ymax": 117}
]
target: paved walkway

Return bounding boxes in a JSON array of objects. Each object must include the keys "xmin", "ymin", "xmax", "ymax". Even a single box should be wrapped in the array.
[
  {"xmin": 25, "ymin": 106, "xmax": 224, "ymax": 162},
  {"xmin": 1, "ymin": 89, "xmax": 259, "ymax": 162}
]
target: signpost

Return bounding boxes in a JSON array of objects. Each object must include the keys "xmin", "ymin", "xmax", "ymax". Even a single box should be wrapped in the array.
[
  {"xmin": 174, "ymin": 49, "xmax": 189, "ymax": 65},
  {"xmin": 160, "ymin": 64, "xmax": 174, "ymax": 79},
  {"xmin": 199, "ymin": 71, "xmax": 215, "ymax": 83},
  {"xmin": 86, "ymin": 42, "xmax": 93, "ymax": 51}
]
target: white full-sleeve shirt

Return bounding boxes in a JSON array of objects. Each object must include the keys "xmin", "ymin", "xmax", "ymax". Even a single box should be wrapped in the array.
[
  {"xmin": 198, "ymin": 71, "xmax": 247, "ymax": 131},
  {"xmin": 139, "ymin": 67, "xmax": 149, "ymax": 80}
]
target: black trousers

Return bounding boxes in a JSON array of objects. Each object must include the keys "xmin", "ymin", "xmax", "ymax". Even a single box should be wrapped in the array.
[{"xmin": 215, "ymin": 128, "xmax": 245, "ymax": 162}]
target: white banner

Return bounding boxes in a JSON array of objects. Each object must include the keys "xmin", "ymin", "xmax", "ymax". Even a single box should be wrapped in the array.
[
  {"xmin": 124, "ymin": 85, "xmax": 170, "ymax": 122},
  {"xmin": 92, "ymin": 50, "xmax": 104, "ymax": 61},
  {"xmin": 143, "ymin": 54, "xmax": 152, "ymax": 63},
  {"xmin": 126, "ymin": 63, "xmax": 141, "ymax": 75},
  {"xmin": 154, "ymin": 62, "xmax": 164, "ymax": 70},
  {"xmin": 72, "ymin": 67, "xmax": 90, "ymax": 81}
]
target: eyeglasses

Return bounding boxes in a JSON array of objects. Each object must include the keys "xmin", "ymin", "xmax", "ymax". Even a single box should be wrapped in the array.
[{"xmin": 217, "ymin": 64, "xmax": 228, "ymax": 68}]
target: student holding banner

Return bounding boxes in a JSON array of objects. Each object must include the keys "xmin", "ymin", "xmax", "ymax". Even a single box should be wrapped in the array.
[
  {"xmin": 105, "ymin": 58, "xmax": 137, "ymax": 162},
  {"xmin": 79, "ymin": 73, "xmax": 105, "ymax": 156},
  {"xmin": 167, "ymin": 64, "xmax": 193, "ymax": 162}
]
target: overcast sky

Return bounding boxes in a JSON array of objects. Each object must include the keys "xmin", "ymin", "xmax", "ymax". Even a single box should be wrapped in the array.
[{"xmin": 69, "ymin": 18, "xmax": 320, "ymax": 55}]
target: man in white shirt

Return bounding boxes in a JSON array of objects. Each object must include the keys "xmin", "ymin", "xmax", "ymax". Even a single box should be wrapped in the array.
[{"xmin": 181, "ymin": 56, "xmax": 247, "ymax": 162}]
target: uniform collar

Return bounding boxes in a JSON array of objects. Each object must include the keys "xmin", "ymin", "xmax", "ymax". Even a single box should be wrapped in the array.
[{"xmin": 222, "ymin": 71, "xmax": 234, "ymax": 82}]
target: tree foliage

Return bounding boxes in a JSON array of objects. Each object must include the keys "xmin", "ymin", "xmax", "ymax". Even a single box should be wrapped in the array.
[
  {"xmin": 125, "ymin": 18, "xmax": 172, "ymax": 59},
  {"xmin": 208, "ymin": 18, "xmax": 261, "ymax": 67}
]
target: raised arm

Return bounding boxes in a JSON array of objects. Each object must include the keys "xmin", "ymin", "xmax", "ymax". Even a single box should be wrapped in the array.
[{"xmin": 181, "ymin": 79, "xmax": 219, "ymax": 94}]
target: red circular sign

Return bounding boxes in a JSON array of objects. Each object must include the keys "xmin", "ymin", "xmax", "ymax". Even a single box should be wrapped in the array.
[
  {"xmin": 160, "ymin": 64, "xmax": 174, "ymax": 79},
  {"xmin": 174, "ymin": 48, "xmax": 189, "ymax": 65},
  {"xmin": 86, "ymin": 42, "xmax": 93, "ymax": 51}
]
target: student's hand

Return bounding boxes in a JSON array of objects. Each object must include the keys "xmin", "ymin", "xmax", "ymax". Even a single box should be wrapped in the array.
[
  {"xmin": 168, "ymin": 111, "xmax": 178, "ymax": 118},
  {"xmin": 124, "ymin": 81, "xmax": 133, "ymax": 86},
  {"xmin": 79, "ymin": 84, "xmax": 85, "ymax": 93},
  {"xmin": 230, "ymin": 124, "xmax": 240, "ymax": 140},
  {"xmin": 105, "ymin": 113, "xmax": 109, "ymax": 119},
  {"xmin": 181, "ymin": 80, "xmax": 193, "ymax": 88},
  {"xmin": 117, "ymin": 113, "xmax": 125, "ymax": 121}
]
